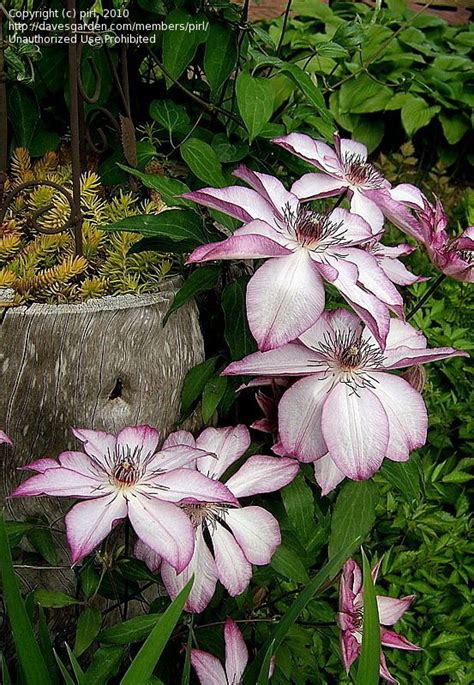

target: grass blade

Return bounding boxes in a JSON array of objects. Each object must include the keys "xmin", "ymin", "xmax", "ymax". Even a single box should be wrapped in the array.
[
  {"xmin": 120, "ymin": 577, "xmax": 193, "ymax": 685},
  {"xmin": 180, "ymin": 618, "xmax": 193, "ymax": 685},
  {"xmin": 0, "ymin": 511, "xmax": 52, "ymax": 685},
  {"xmin": 1, "ymin": 653, "xmax": 12, "ymax": 685},
  {"xmin": 256, "ymin": 639, "xmax": 275, "ymax": 685},
  {"xmin": 355, "ymin": 549, "xmax": 381, "ymax": 685},
  {"xmin": 243, "ymin": 536, "xmax": 362, "ymax": 684}
]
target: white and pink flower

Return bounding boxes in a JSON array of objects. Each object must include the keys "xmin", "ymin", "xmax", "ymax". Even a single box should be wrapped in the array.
[
  {"xmin": 191, "ymin": 618, "xmax": 249, "ymax": 685},
  {"xmin": 136, "ymin": 425, "xmax": 299, "ymax": 612},
  {"xmin": 224, "ymin": 310, "xmax": 467, "ymax": 483},
  {"xmin": 338, "ymin": 559, "xmax": 421, "ymax": 683},
  {"xmin": 11, "ymin": 425, "xmax": 237, "ymax": 569},
  {"xmin": 185, "ymin": 165, "xmax": 405, "ymax": 350}
]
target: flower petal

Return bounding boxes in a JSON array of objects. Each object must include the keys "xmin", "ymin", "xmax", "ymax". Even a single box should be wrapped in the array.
[
  {"xmin": 116, "ymin": 425, "xmax": 160, "ymax": 463},
  {"xmin": 211, "ymin": 523, "xmax": 252, "ymax": 596},
  {"xmin": 58, "ymin": 451, "xmax": 105, "ymax": 478},
  {"xmin": 127, "ymin": 496, "xmax": 194, "ymax": 572},
  {"xmin": 279, "ymin": 375, "xmax": 333, "ymax": 462},
  {"xmin": 191, "ymin": 650, "xmax": 227, "ymax": 685},
  {"xmin": 195, "ymin": 425, "xmax": 250, "ymax": 480},
  {"xmin": 182, "ymin": 186, "xmax": 277, "ymax": 225},
  {"xmin": 322, "ymin": 384, "xmax": 389, "ymax": 479},
  {"xmin": 66, "ymin": 493, "xmax": 127, "ymax": 564},
  {"xmin": 379, "ymin": 651, "xmax": 398, "ymax": 684},
  {"xmin": 11, "ymin": 467, "xmax": 108, "ymax": 498},
  {"xmin": 337, "ymin": 135, "xmax": 368, "ymax": 162},
  {"xmin": 162, "ymin": 430, "xmax": 196, "ymax": 449},
  {"xmin": 187, "ymin": 234, "xmax": 291, "ymax": 263},
  {"xmin": 381, "ymin": 629, "xmax": 421, "ymax": 651},
  {"xmin": 377, "ymin": 595, "xmax": 416, "ymax": 626},
  {"xmin": 384, "ymin": 345, "xmax": 468, "ymax": 370},
  {"xmin": 20, "ymin": 458, "xmax": 59, "ymax": 473},
  {"xmin": 225, "ymin": 506, "xmax": 281, "ymax": 565},
  {"xmin": 371, "ymin": 374, "xmax": 427, "ymax": 462},
  {"xmin": 385, "ymin": 319, "xmax": 427, "ymax": 351},
  {"xmin": 134, "ymin": 538, "xmax": 161, "ymax": 572},
  {"xmin": 273, "ymin": 133, "xmax": 342, "ymax": 174},
  {"xmin": 350, "ymin": 189, "xmax": 385, "ymax": 236},
  {"xmin": 247, "ymin": 251, "xmax": 325, "ymax": 351},
  {"xmin": 147, "ymin": 445, "xmax": 204, "ymax": 471},
  {"xmin": 225, "ymin": 618, "xmax": 249, "ymax": 684},
  {"xmin": 340, "ymin": 631, "xmax": 361, "ymax": 674},
  {"xmin": 161, "ymin": 526, "xmax": 218, "ymax": 613},
  {"xmin": 224, "ymin": 342, "xmax": 320, "ymax": 377},
  {"xmin": 0, "ymin": 430, "xmax": 12, "ymax": 446},
  {"xmin": 233, "ymin": 164, "xmax": 299, "ymax": 216},
  {"xmin": 291, "ymin": 172, "xmax": 347, "ymax": 201},
  {"xmin": 313, "ymin": 453, "xmax": 345, "ymax": 496},
  {"xmin": 342, "ymin": 247, "xmax": 405, "ymax": 318},
  {"xmin": 329, "ymin": 208, "xmax": 375, "ymax": 245},
  {"xmin": 71, "ymin": 428, "xmax": 117, "ymax": 468},
  {"xmin": 147, "ymin": 469, "xmax": 238, "ymax": 506},
  {"xmin": 379, "ymin": 255, "xmax": 423, "ymax": 286},
  {"xmin": 340, "ymin": 559, "xmax": 363, "ymax": 611},
  {"xmin": 299, "ymin": 308, "xmax": 361, "ymax": 349},
  {"xmin": 225, "ymin": 455, "xmax": 299, "ymax": 497}
]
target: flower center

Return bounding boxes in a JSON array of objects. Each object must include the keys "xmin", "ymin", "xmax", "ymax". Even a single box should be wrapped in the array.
[
  {"xmin": 342, "ymin": 153, "xmax": 384, "ymax": 188},
  {"xmin": 112, "ymin": 460, "xmax": 139, "ymax": 487},
  {"xmin": 309, "ymin": 329, "xmax": 385, "ymax": 393},
  {"xmin": 282, "ymin": 204, "xmax": 347, "ymax": 251},
  {"xmin": 457, "ymin": 248, "xmax": 473, "ymax": 264},
  {"xmin": 182, "ymin": 502, "xmax": 230, "ymax": 529}
]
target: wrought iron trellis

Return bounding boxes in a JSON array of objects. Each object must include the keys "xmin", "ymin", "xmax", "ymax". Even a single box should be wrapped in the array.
[{"xmin": 0, "ymin": 0, "xmax": 136, "ymax": 257}]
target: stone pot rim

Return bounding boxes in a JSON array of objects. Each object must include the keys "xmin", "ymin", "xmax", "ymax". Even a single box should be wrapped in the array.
[{"xmin": 1, "ymin": 275, "xmax": 183, "ymax": 317}]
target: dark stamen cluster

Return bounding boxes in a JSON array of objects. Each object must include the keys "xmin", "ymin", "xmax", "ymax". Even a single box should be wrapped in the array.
[
  {"xmin": 342, "ymin": 153, "xmax": 384, "ymax": 188},
  {"xmin": 317, "ymin": 329, "xmax": 385, "ymax": 371},
  {"xmin": 283, "ymin": 203, "xmax": 347, "ymax": 250},
  {"xmin": 113, "ymin": 460, "xmax": 138, "ymax": 485}
]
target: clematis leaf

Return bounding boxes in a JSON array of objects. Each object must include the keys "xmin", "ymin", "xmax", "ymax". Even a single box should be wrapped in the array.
[
  {"xmin": 236, "ymin": 72, "xmax": 274, "ymax": 142},
  {"xmin": 99, "ymin": 614, "xmax": 163, "ymax": 645},
  {"xmin": 74, "ymin": 607, "xmax": 102, "ymax": 657},
  {"xmin": 328, "ymin": 481, "xmax": 379, "ymax": 560},
  {"xmin": 164, "ymin": 265, "xmax": 221, "ymax": 325}
]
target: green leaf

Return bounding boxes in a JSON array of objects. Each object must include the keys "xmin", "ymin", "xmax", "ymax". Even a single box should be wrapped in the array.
[
  {"xmin": 328, "ymin": 481, "xmax": 379, "ymax": 560},
  {"xmin": 401, "ymin": 96, "xmax": 441, "ymax": 136},
  {"xmin": 34, "ymin": 590, "xmax": 79, "ymax": 609},
  {"xmin": 221, "ymin": 278, "xmax": 257, "ymax": 360},
  {"xmin": 1, "ymin": 654, "xmax": 12, "ymax": 685},
  {"xmin": 149, "ymin": 100, "xmax": 190, "ymax": 138},
  {"xmin": 120, "ymin": 578, "xmax": 193, "ymax": 685},
  {"xmin": 84, "ymin": 646, "xmax": 123, "ymax": 685},
  {"xmin": 180, "ymin": 356, "xmax": 220, "ymax": 419},
  {"xmin": 202, "ymin": 376, "xmax": 229, "ymax": 423},
  {"xmin": 278, "ymin": 63, "xmax": 334, "ymax": 127},
  {"xmin": 27, "ymin": 526, "xmax": 58, "ymax": 565},
  {"xmin": 4, "ymin": 520, "xmax": 33, "ymax": 547},
  {"xmin": 162, "ymin": 10, "xmax": 201, "ymax": 84},
  {"xmin": 65, "ymin": 644, "xmax": 85, "ymax": 685},
  {"xmin": 74, "ymin": 607, "xmax": 102, "ymax": 657},
  {"xmin": 243, "ymin": 535, "xmax": 362, "ymax": 684},
  {"xmin": 117, "ymin": 165, "xmax": 195, "ymax": 209},
  {"xmin": 38, "ymin": 608, "xmax": 60, "ymax": 684},
  {"xmin": 340, "ymin": 74, "xmax": 392, "ymax": 114},
  {"xmin": 99, "ymin": 614, "xmax": 163, "ymax": 645},
  {"xmin": 271, "ymin": 543, "xmax": 310, "ymax": 584},
  {"xmin": 355, "ymin": 550, "xmax": 380, "ymax": 685},
  {"xmin": 212, "ymin": 134, "xmax": 249, "ymax": 163},
  {"xmin": 102, "ymin": 209, "xmax": 206, "ymax": 250},
  {"xmin": 236, "ymin": 72, "xmax": 274, "ymax": 142},
  {"xmin": 380, "ymin": 458, "xmax": 421, "ymax": 501},
  {"xmin": 352, "ymin": 117, "xmax": 384, "ymax": 153},
  {"xmin": 8, "ymin": 84, "xmax": 39, "ymax": 146},
  {"xmin": 204, "ymin": 23, "xmax": 237, "ymax": 94},
  {"xmin": 181, "ymin": 624, "xmax": 193, "ymax": 685},
  {"xmin": 256, "ymin": 640, "xmax": 275, "ymax": 685},
  {"xmin": 281, "ymin": 474, "xmax": 315, "ymax": 545},
  {"xmin": 164, "ymin": 265, "xmax": 221, "ymax": 324},
  {"xmin": 439, "ymin": 112, "xmax": 469, "ymax": 145},
  {"xmin": 54, "ymin": 651, "xmax": 76, "ymax": 685},
  {"xmin": 0, "ymin": 513, "xmax": 52, "ymax": 685},
  {"xmin": 180, "ymin": 138, "xmax": 227, "ymax": 187}
]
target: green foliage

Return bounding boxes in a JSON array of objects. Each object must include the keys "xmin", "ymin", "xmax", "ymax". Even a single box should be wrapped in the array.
[{"xmin": 355, "ymin": 551, "xmax": 380, "ymax": 685}]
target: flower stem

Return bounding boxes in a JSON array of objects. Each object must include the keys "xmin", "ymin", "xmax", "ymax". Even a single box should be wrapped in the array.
[
  {"xmin": 332, "ymin": 190, "xmax": 347, "ymax": 210},
  {"xmin": 407, "ymin": 273, "xmax": 446, "ymax": 320}
]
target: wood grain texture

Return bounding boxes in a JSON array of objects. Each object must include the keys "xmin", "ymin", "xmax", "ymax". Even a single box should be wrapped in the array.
[{"xmin": 0, "ymin": 277, "xmax": 204, "ymax": 592}]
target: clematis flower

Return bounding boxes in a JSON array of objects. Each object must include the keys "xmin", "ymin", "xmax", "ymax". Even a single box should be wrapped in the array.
[
  {"xmin": 362, "ymin": 240, "xmax": 425, "ymax": 286},
  {"xmin": 224, "ymin": 310, "xmax": 467, "ymax": 480},
  {"xmin": 11, "ymin": 425, "xmax": 237, "ymax": 569},
  {"xmin": 338, "ymin": 559, "xmax": 421, "ymax": 683},
  {"xmin": 184, "ymin": 165, "xmax": 405, "ymax": 349},
  {"xmin": 273, "ymin": 132, "xmax": 394, "ymax": 233},
  {"xmin": 136, "ymin": 425, "xmax": 299, "ymax": 612},
  {"xmin": 191, "ymin": 618, "xmax": 249, "ymax": 685},
  {"xmin": 0, "ymin": 430, "xmax": 12, "ymax": 445}
]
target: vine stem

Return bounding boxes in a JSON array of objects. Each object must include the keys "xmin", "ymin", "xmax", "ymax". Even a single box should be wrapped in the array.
[
  {"xmin": 276, "ymin": 0, "xmax": 293, "ymax": 57},
  {"xmin": 407, "ymin": 273, "xmax": 446, "ymax": 320}
]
